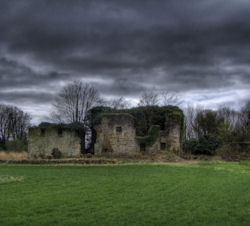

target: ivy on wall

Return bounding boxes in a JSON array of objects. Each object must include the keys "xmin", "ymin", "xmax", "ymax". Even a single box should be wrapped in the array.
[
  {"xmin": 136, "ymin": 125, "xmax": 160, "ymax": 146},
  {"xmin": 89, "ymin": 105, "xmax": 184, "ymax": 143}
]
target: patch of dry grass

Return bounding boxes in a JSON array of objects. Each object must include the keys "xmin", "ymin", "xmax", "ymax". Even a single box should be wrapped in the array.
[
  {"xmin": 0, "ymin": 175, "xmax": 24, "ymax": 184},
  {"xmin": 0, "ymin": 151, "xmax": 27, "ymax": 160}
]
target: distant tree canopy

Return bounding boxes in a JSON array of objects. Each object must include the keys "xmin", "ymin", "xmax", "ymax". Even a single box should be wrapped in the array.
[
  {"xmin": 193, "ymin": 110, "xmax": 224, "ymax": 137},
  {"xmin": 183, "ymin": 101, "xmax": 250, "ymax": 155}
]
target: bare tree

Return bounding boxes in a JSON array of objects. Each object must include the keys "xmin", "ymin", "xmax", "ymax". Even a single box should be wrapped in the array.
[
  {"xmin": 236, "ymin": 100, "xmax": 250, "ymax": 137},
  {"xmin": 51, "ymin": 81, "xmax": 101, "ymax": 153},
  {"xmin": 138, "ymin": 88, "xmax": 180, "ymax": 107},
  {"xmin": 138, "ymin": 89, "xmax": 159, "ymax": 106},
  {"xmin": 217, "ymin": 107, "xmax": 238, "ymax": 130},
  {"xmin": 52, "ymin": 81, "xmax": 101, "ymax": 124},
  {"xmin": 159, "ymin": 90, "xmax": 180, "ymax": 106},
  {"xmin": 0, "ymin": 104, "xmax": 9, "ymax": 142},
  {"xmin": 107, "ymin": 96, "xmax": 131, "ymax": 110},
  {"xmin": 184, "ymin": 105, "xmax": 198, "ymax": 140}
]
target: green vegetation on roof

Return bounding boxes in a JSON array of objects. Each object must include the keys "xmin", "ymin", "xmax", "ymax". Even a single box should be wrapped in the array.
[
  {"xmin": 38, "ymin": 122, "xmax": 85, "ymax": 131},
  {"xmin": 89, "ymin": 105, "xmax": 184, "ymax": 139},
  {"xmin": 93, "ymin": 112, "xmax": 134, "ymax": 125}
]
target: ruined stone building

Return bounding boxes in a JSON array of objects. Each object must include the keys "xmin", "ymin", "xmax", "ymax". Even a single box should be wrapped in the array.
[
  {"xmin": 28, "ymin": 123, "xmax": 81, "ymax": 159},
  {"xmin": 28, "ymin": 106, "xmax": 184, "ymax": 158},
  {"xmin": 93, "ymin": 110, "xmax": 182, "ymax": 155}
]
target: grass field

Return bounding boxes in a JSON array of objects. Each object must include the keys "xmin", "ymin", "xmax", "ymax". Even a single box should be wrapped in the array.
[{"xmin": 0, "ymin": 162, "xmax": 249, "ymax": 226}]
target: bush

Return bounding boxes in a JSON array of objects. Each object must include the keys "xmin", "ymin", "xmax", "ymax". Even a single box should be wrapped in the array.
[
  {"xmin": 182, "ymin": 139, "xmax": 198, "ymax": 154},
  {"xmin": 183, "ymin": 135, "xmax": 222, "ymax": 155},
  {"xmin": 0, "ymin": 140, "xmax": 6, "ymax": 150},
  {"xmin": 5, "ymin": 140, "xmax": 28, "ymax": 152},
  {"xmin": 51, "ymin": 148, "xmax": 62, "ymax": 159},
  {"xmin": 0, "ymin": 140, "xmax": 28, "ymax": 152},
  {"xmin": 218, "ymin": 143, "xmax": 250, "ymax": 155},
  {"xmin": 196, "ymin": 136, "xmax": 222, "ymax": 155}
]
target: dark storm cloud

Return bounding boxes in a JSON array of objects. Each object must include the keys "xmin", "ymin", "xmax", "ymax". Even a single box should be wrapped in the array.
[
  {"xmin": 0, "ymin": 57, "xmax": 70, "ymax": 91},
  {"xmin": 0, "ymin": 90, "xmax": 54, "ymax": 105},
  {"xmin": 0, "ymin": 0, "xmax": 249, "ymax": 122}
]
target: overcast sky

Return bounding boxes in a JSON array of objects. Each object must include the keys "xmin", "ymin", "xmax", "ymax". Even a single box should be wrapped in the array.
[{"xmin": 0, "ymin": 0, "xmax": 249, "ymax": 123}]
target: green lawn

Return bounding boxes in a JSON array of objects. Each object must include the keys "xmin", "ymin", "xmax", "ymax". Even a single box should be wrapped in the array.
[{"xmin": 0, "ymin": 162, "xmax": 249, "ymax": 226}]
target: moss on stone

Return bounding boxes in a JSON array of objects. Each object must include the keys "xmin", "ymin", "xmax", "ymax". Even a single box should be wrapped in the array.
[
  {"xmin": 93, "ymin": 113, "xmax": 134, "ymax": 126},
  {"xmin": 38, "ymin": 122, "xmax": 85, "ymax": 131}
]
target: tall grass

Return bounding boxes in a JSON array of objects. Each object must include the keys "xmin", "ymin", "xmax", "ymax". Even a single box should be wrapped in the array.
[{"xmin": 0, "ymin": 151, "xmax": 27, "ymax": 160}]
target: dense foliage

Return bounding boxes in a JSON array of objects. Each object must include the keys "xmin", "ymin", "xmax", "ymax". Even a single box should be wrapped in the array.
[
  {"xmin": 183, "ymin": 135, "xmax": 222, "ymax": 155},
  {"xmin": 38, "ymin": 122, "xmax": 85, "ymax": 131}
]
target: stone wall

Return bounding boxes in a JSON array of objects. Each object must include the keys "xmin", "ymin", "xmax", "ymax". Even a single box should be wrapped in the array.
[
  {"xmin": 167, "ymin": 124, "xmax": 181, "ymax": 151},
  {"xmin": 28, "ymin": 127, "xmax": 81, "ymax": 159},
  {"xmin": 164, "ymin": 115, "xmax": 181, "ymax": 151},
  {"xmin": 94, "ymin": 114, "xmax": 138, "ymax": 154}
]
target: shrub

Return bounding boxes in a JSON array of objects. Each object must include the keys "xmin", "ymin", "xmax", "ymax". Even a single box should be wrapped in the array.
[
  {"xmin": 5, "ymin": 140, "xmax": 28, "ymax": 152},
  {"xmin": 183, "ymin": 135, "xmax": 222, "ymax": 155},
  {"xmin": 196, "ymin": 135, "xmax": 222, "ymax": 155},
  {"xmin": 51, "ymin": 148, "xmax": 62, "ymax": 159},
  {"xmin": 182, "ymin": 139, "xmax": 198, "ymax": 154},
  {"xmin": 218, "ymin": 142, "xmax": 250, "ymax": 155}
]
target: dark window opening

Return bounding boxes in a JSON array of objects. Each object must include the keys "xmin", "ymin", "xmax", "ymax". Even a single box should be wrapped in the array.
[
  {"xmin": 116, "ymin": 127, "xmax": 122, "ymax": 133},
  {"xmin": 40, "ymin": 128, "xmax": 45, "ymax": 137},
  {"xmin": 103, "ymin": 148, "xmax": 108, "ymax": 153},
  {"xmin": 140, "ymin": 143, "xmax": 146, "ymax": 152},
  {"xmin": 161, "ymin": 142, "xmax": 166, "ymax": 150},
  {"xmin": 75, "ymin": 130, "xmax": 80, "ymax": 137},
  {"xmin": 58, "ymin": 128, "xmax": 63, "ymax": 137}
]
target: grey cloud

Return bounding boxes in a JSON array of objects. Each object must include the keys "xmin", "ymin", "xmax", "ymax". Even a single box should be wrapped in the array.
[
  {"xmin": 0, "ymin": 0, "xmax": 249, "ymax": 122},
  {"xmin": 0, "ymin": 90, "xmax": 54, "ymax": 105},
  {"xmin": 0, "ymin": 57, "xmax": 71, "ymax": 90}
]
